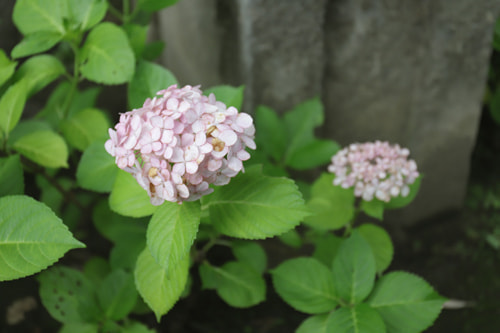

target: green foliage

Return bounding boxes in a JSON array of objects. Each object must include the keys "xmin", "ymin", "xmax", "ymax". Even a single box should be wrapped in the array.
[
  {"xmin": 67, "ymin": 0, "xmax": 108, "ymax": 32},
  {"xmin": 13, "ymin": 55, "xmax": 66, "ymax": 96},
  {"xmin": 77, "ymin": 141, "xmax": 118, "ymax": 192},
  {"xmin": 360, "ymin": 199, "xmax": 385, "ymax": 220},
  {"xmin": 137, "ymin": 0, "xmax": 180, "ymax": 12},
  {"xmin": 98, "ymin": 270, "xmax": 138, "ymax": 321},
  {"xmin": 254, "ymin": 105, "xmax": 287, "ymax": 162},
  {"xmin": 0, "ymin": 50, "xmax": 17, "ymax": 88},
  {"xmin": 0, "ymin": 79, "xmax": 28, "ymax": 140},
  {"xmin": 0, "ymin": 195, "xmax": 84, "ymax": 281},
  {"xmin": 358, "ymin": 224, "xmax": 394, "ymax": 273},
  {"xmin": 13, "ymin": 0, "xmax": 67, "ymax": 35},
  {"xmin": 0, "ymin": 155, "xmax": 24, "ymax": 196},
  {"xmin": 12, "ymin": 130, "xmax": 69, "ymax": 168},
  {"xmin": 60, "ymin": 108, "xmax": 110, "ymax": 151},
  {"xmin": 204, "ymin": 85, "xmax": 245, "ymax": 110},
  {"xmin": 327, "ymin": 304, "xmax": 386, "ymax": 333},
  {"xmin": 271, "ymin": 257, "xmax": 337, "ymax": 314},
  {"xmin": 312, "ymin": 233, "xmax": 343, "ymax": 267},
  {"xmin": 296, "ymin": 314, "xmax": 330, "ymax": 333},
  {"xmin": 232, "ymin": 241, "xmax": 267, "ymax": 274},
  {"xmin": 11, "ymin": 32, "xmax": 63, "ymax": 59},
  {"xmin": 201, "ymin": 165, "xmax": 309, "ymax": 239}
]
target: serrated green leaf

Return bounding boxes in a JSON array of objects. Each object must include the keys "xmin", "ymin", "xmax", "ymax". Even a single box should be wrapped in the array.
[
  {"xmin": 147, "ymin": 201, "xmax": 201, "ymax": 273},
  {"xmin": 137, "ymin": 0, "xmax": 180, "ymax": 12},
  {"xmin": 0, "ymin": 155, "xmax": 24, "ymax": 197},
  {"xmin": 0, "ymin": 79, "xmax": 28, "ymax": 138},
  {"xmin": 68, "ymin": 0, "xmax": 107, "ymax": 31},
  {"xmin": 367, "ymin": 271, "xmax": 446, "ymax": 333},
  {"xmin": 210, "ymin": 261, "xmax": 266, "ymax": 308},
  {"xmin": 360, "ymin": 199, "xmax": 385, "ymax": 220},
  {"xmin": 80, "ymin": 23, "xmax": 135, "ymax": 84},
  {"xmin": 11, "ymin": 31, "xmax": 63, "ymax": 59},
  {"xmin": 199, "ymin": 262, "xmax": 218, "ymax": 290},
  {"xmin": 39, "ymin": 266, "xmax": 100, "ymax": 323},
  {"xmin": 60, "ymin": 108, "xmax": 110, "ymax": 151},
  {"xmin": 98, "ymin": 270, "xmax": 138, "ymax": 320},
  {"xmin": 271, "ymin": 257, "xmax": 337, "ymax": 314},
  {"xmin": 286, "ymin": 139, "xmax": 340, "ymax": 170},
  {"xmin": 254, "ymin": 105, "xmax": 287, "ymax": 162},
  {"xmin": 122, "ymin": 322, "xmax": 156, "ymax": 333},
  {"xmin": 13, "ymin": 0, "xmax": 66, "ymax": 35},
  {"xmin": 0, "ymin": 50, "xmax": 17, "ymax": 88},
  {"xmin": 384, "ymin": 175, "xmax": 422, "ymax": 210},
  {"xmin": 201, "ymin": 165, "xmax": 309, "ymax": 239},
  {"xmin": 134, "ymin": 248, "xmax": 189, "ymax": 321},
  {"xmin": 204, "ymin": 85, "xmax": 245, "ymax": 110},
  {"xmin": 7, "ymin": 120, "xmax": 52, "ymax": 147},
  {"xmin": 12, "ymin": 130, "xmax": 68, "ymax": 168},
  {"xmin": 327, "ymin": 304, "xmax": 386, "ymax": 333},
  {"xmin": 109, "ymin": 169, "xmax": 158, "ymax": 217},
  {"xmin": 0, "ymin": 196, "xmax": 84, "ymax": 281},
  {"xmin": 59, "ymin": 322, "xmax": 99, "ymax": 333},
  {"xmin": 77, "ymin": 141, "xmax": 117, "ymax": 192},
  {"xmin": 332, "ymin": 231, "xmax": 376, "ymax": 304},
  {"xmin": 124, "ymin": 24, "xmax": 148, "ymax": 58},
  {"xmin": 128, "ymin": 60, "xmax": 177, "ymax": 109},
  {"xmin": 358, "ymin": 224, "xmax": 393, "ymax": 273},
  {"xmin": 304, "ymin": 173, "xmax": 355, "ymax": 230},
  {"xmin": 14, "ymin": 55, "xmax": 66, "ymax": 97},
  {"xmin": 296, "ymin": 314, "xmax": 330, "ymax": 333},
  {"xmin": 312, "ymin": 233, "xmax": 343, "ymax": 267},
  {"xmin": 232, "ymin": 240, "xmax": 267, "ymax": 274}
]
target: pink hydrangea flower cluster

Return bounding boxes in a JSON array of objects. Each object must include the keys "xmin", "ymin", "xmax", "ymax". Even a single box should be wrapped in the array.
[
  {"xmin": 328, "ymin": 141, "xmax": 419, "ymax": 202},
  {"xmin": 105, "ymin": 84, "xmax": 256, "ymax": 205}
]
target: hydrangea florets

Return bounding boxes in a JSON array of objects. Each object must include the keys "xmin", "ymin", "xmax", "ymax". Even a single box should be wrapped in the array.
[
  {"xmin": 328, "ymin": 141, "xmax": 419, "ymax": 202},
  {"xmin": 105, "ymin": 84, "xmax": 256, "ymax": 205}
]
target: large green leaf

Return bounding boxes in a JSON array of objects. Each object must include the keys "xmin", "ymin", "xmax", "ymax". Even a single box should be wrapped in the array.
[
  {"xmin": 146, "ymin": 201, "xmax": 201, "ymax": 273},
  {"xmin": 312, "ymin": 233, "xmax": 343, "ymax": 267},
  {"xmin": 204, "ymin": 85, "xmax": 245, "ymax": 110},
  {"xmin": 77, "ymin": 141, "xmax": 117, "ymax": 193},
  {"xmin": 134, "ymin": 248, "xmax": 189, "ymax": 321},
  {"xmin": 60, "ymin": 323, "xmax": 99, "ymax": 333},
  {"xmin": 11, "ymin": 32, "xmax": 63, "ymax": 59},
  {"xmin": 38, "ymin": 266, "xmax": 100, "ymax": 323},
  {"xmin": 0, "ymin": 196, "xmax": 84, "ymax": 281},
  {"xmin": 137, "ymin": 0, "xmax": 180, "ymax": 12},
  {"xmin": 0, "ymin": 155, "xmax": 24, "ymax": 197},
  {"xmin": 61, "ymin": 108, "xmax": 110, "ymax": 151},
  {"xmin": 360, "ymin": 199, "xmax": 385, "ymax": 220},
  {"xmin": 98, "ymin": 270, "xmax": 138, "ymax": 321},
  {"xmin": 358, "ymin": 224, "xmax": 394, "ymax": 273},
  {"xmin": 12, "ymin": 130, "xmax": 68, "ymax": 168},
  {"xmin": 304, "ymin": 173, "xmax": 355, "ymax": 230},
  {"xmin": 254, "ymin": 105, "xmax": 287, "ymax": 162},
  {"xmin": 271, "ymin": 257, "xmax": 337, "ymax": 314},
  {"xmin": 13, "ymin": 55, "xmax": 66, "ymax": 97},
  {"xmin": 232, "ymin": 240, "xmax": 267, "ymax": 274},
  {"xmin": 327, "ymin": 304, "xmax": 386, "ymax": 333},
  {"xmin": 80, "ymin": 23, "xmax": 135, "ymax": 84},
  {"xmin": 367, "ymin": 271, "xmax": 446, "ymax": 333},
  {"xmin": 124, "ymin": 24, "xmax": 148, "ymax": 58},
  {"xmin": 296, "ymin": 314, "xmax": 330, "ymax": 333},
  {"xmin": 13, "ymin": 0, "xmax": 66, "ymax": 35},
  {"xmin": 201, "ymin": 165, "xmax": 309, "ymax": 239},
  {"xmin": 0, "ymin": 50, "xmax": 17, "ymax": 88},
  {"xmin": 68, "ymin": 0, "xmax": 107, "ymax": 31},
  {"xmin": 286, "ymin": 139, "xmax": 340, "ymax": 170},
  {"xmin": 109, "ymin": 169, "xmax": 158, "ymax": 218},
  {"xmin": 0, "ymin": 79, "xmax": 28, "ymax": 139},
  {"xmin": 128, "ymin": 60, "xmax": 177, "ymax": 109},
  {"xmin": 332, "ymin": 231, "xmax": 376, "ymax": 304},
  {"xmin": 209, "ymin": 261, "xmax": 266, "ymax": 308}
]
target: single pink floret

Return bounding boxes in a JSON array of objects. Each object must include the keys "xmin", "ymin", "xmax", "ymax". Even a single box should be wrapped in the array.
[
  {"xmin": 105, "ymin": 85, "xmax": 256, "ymax": 205},
  {"xmin": 328, "ymin": 141, "xmax": 419, "ymax": 202}
]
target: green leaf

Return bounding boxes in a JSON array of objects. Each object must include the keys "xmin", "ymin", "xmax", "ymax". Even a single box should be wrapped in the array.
[
  {"xmin": 286, "ymin": 139, "xmax": 340, "ymax": 170},
  {"xmin": 98, "ymin": 270, "xmax": 138, "ymax": 320},
  {"xmin": 7, "ymin": 120, "xmax": 52, "ymax": 146},
  {"xmin": 146, "ymin": 201, "xmax": 201, "ymax": 273},
  {"xmin": 271, "ymin": 257, "xmax": 337, "ymax": 314},
  {"xmin": 296, "ymin": 314, "xmax": 330, "ymax": 333},
  {"xmin": 232, "ymin": 241, "xmax": 267, "ymax": 274},
  {"xmin": 384, "ymin": 175, "xmax": 422, "ymax": 210},
  {"xmin": 199, "ymin": 262, "xmax": 218, "ymax": 290},
  {"xmin": 327, "ymin": 304, "xmax": 386, "ymax": 333},
  {"xmin": 358, "ymin": 224, "xmax": 393, "ymax": 273},
  {"xmin": 83, "ymin": 256, "xmax": 110, "ymax": 285},
  {"xmin": 283, "ymin": 97, "xmax": 323, "ymax": 164},
  {"xmin": 210, "ymin": 261, "xmax": 266, "ymax": 308},
  {"xmin": 14, "ymin": 55, "xmax": 66, "ymax": 97},
  {"xmin": 134, "ymin": 248, "xmax": 189, "ymax": 321},
  {"xmin": 360, "ymin": 199, "xmax": 385, "ymax": 220},
  {"xmin": 0, "ymin": 50, "xmax": 17, "ymax": 88},
  {"xmin": 254, "ymin": 105, "xmax": 287, "ymax": 162},
  {"xmin": 128, "ymin": 60, "xmax": 177, "ymax": 109},
  {"xmin": 13, "ymin": 0, "xmax": 66, "ymax": 35},
  {"xmin": 11, "ymin": 32, "xmax": 63, "ymax": 59},
  {"xmin": 77, "ymin": 141, "xmax": 117, "ymax": 193},
  {"xmin": 68, "ymin": 0, "xmax": 108, "ymax": 31},
  {"xmin": 109, "ymin": 169, "xmax": 158, "ymax": 217},
  {"xmin": 137, "ymin": 0, "xmax": 180, "ymax": 12},
  {"xmin": 142, "ymin": 41, "xmax": 165, "ymax": 61},
  {"xmin": 202, "ymin": 165, "xmax": 309, "ymax": 239},
  {"xmin": 60, "ymin": 108, "xmax": 110, "ymax": 151},
  {"xmin": 367, "ymin": 271, "xmax": 446, "ymax": 333},
  {"xmin": 12, "ymin": 130, "xmax": 69, "ymax": 168},
  {"xmin": 110, "ymin": 239, "xmax": 146, "ymax": 271},
  {"xmin": 38, "ymin": 266, "xmax": 100, "ymax": 323},
  {"xmin": 304, "ymin": 173, "xmax": 355, "ymax": 230},
  {"xmin": 204, "ymin": 85, "xmax": 245, "ymax": 110},
  {"xmin": 60, "ymin": 323, "xmax": 99, "ymax": 333},
  {"xmin": 278, "ymin": 228, "xmax": 302, "ymax": 248},
  {"xmin": 122, "ymin": 322, "xmax": 156, "ymax": 333},
  {"xmin": 332, "ymin": 231, "xmax": 376, "ymax": 304},
  {"xmin": 0, "ymin": 196, "xmax": 84, "ymax": 281},
  {"xmin": 0, "ymin": 79, "xmax": 28, "ymax": 138},
  {"xmin": 312, "ymin": 233, "xmax": 343, "ymax": 267},
  {"xmin": 80, "ymin": 23, "xmax": 135, "ymax": 84},
  {"xmin": 124, "ymin": 24, "xmax": 148, "ymax": 58},
  {"xmin": 0, "ymin": 155, "xmax": 24, "ymax": 197}
]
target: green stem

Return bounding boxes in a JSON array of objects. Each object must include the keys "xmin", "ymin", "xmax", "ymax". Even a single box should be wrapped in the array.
[{"xmin": 122, "ymin": 0, "xmax": 130, "ymax": 22}]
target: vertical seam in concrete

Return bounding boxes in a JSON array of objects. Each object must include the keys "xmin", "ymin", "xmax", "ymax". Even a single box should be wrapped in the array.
[{"xmin": 238, "ymin": 0, "xmax": 254, "ymax": 113}]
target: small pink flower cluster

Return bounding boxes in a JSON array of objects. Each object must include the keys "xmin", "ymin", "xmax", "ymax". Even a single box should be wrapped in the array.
[
  {"xmin": 105, "ymin": 85, "xmax": 256, "ymax": 205},
  {"xmin": 328, "ymin": 141, "xmax": 419, "ymax": 202}
]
